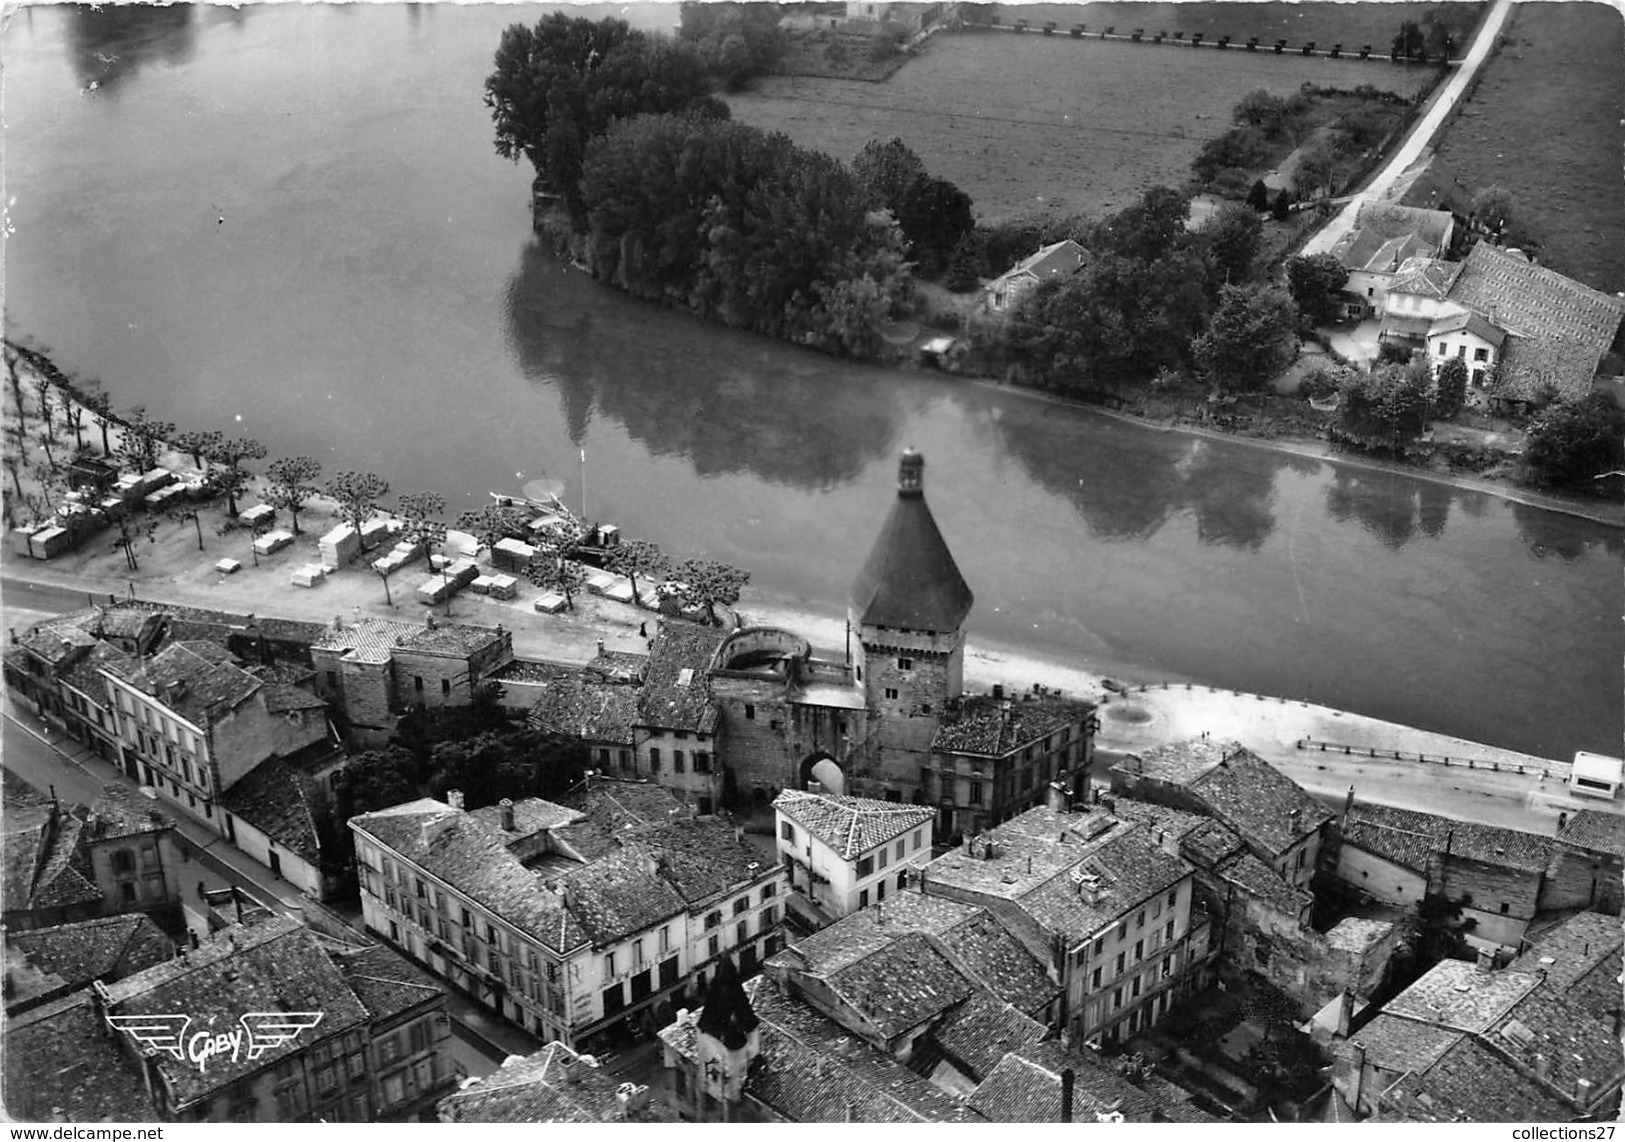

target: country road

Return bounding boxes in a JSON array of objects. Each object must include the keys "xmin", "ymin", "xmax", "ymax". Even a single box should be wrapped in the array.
[{"xmin": 1299, "ymin": 0, "xmax": 1516, "ymax": 258}]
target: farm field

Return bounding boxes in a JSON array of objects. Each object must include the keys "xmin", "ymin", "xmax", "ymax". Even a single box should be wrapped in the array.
[
  {"xmin": 989, "ymin": 2, "xmax": 1485, "ymax": 57},
  {"xmin": 727, "ymin": 29, "xmax": 1436, "ymax": 222},
  {"xmin": 1415, "ymin": 1, "xmax": 1625, "ymax": 293}
]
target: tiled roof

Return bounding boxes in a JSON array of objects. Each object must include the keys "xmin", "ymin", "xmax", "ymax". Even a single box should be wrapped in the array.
[
  {"xmin": 1325, "ymin": 916, "xmax": 1395, "ymax": 955},
  {"xmin": 587, "ymin": 649, "xmax": 648, "ymax": 683},
  {"xmin": 59, "ymin": 641, "xmax": 136, "ymax": 701},
  {"xmin": 1491, "ymin": 333, "xmax": 1606, "ymax": 404},
  {"xmin": 1385, "ymin": 960, "xmax": 1541, "ymax": 1033},
  {"xmin": 733, "ymin": 975, "xmax": 986, "ymax": 1122},
  {"xmin": 1430, "ymin": 308, "xmax": 1506, "ymax": 347},
  {"xmin": 1016, "ymin": 827, "xmax": 1190, "ymax": 943},
  {"xmin": 100, "ymin": 917, "xmax": 371, "ymax": 1108},
  {"xmin": 1342, "ymin": 803, "xmax": 1553, "ymax": 874},
  {"xmin": 1558, "ymin": 810, "xmax": 1625, "ymax": 857},
  {"xmin": 467, "ymin": 797, "xmax": 582, "ymax": 841},
  {"xmin": 937, "ymin": 910, "xmax": 1060, "ymax": 1016},
  {"xmin": 775, "ymin": 891, "xmax": 980, "ymax": 976},
  {"xmin": 966, "ymin": 1041, "xmax": 1164, "ymax": 1122},
  {"xmin": 311, "ymin": 618, "xmax": 422, "ymax": 663},
  {"xmin": 1335, "ymin": 228, "xmax": 1433, "ymax": 275},
  {"xmin": 1510, "ymin": 911, "xmax": 1623, "ymax": 997},
  {"xmin": 1387, "ymin": 256, "xmax": 1463, "ymax": 299},
  {"xmin": 560, "ymin": 776, "xmax": 688, "ymax": 832},
  {"xmin": 1125, "ymin": 742, "xmax": 1331, "ymax": 858},
  {"xmin": 560, "ymin": 851, "xmax": 686, "ymax": 945},
  {"xmin": 329, "ymin": 942, "xmax": 446, "ymax": 1023},
  {"xmin": 101, "ymin": 640, "xmax": 261, "ymax": 728},
  {"xmin": 7, "ymin": 914, "xmax": 173, "ymax": 994},
  {"xmin": 1351, "ymin": 1013, "xmax": 1464, "ymax": 1073},
  {"xmin": 932, "ymin": 693, "xmax": 1095, "ymax": 757},
  {"xmin": 15, "ymin": 621, "xmax": 99, "ymax": 670},
  {"xmin": 773, "ymin": 790, "xmax": 934, "ymax": 858},
  {"xmin": 827, "ymin": 931, "xmax": 976, "ymax": 1038},
  {"xmin": 2, "ymin": 811, "xmax": 100, "ymax": 918},
  {"xmin": 632, "ymin": 819, "xmax": 775, "ymax": 906},
  {"xmin": 1213, "ymin": 850, "xmax": 1313, "ymax": 917},
  {"xmin": 1381, "ymin": 1036, "xmax": 1573, "ymax": 1123},
  {"xmin": 352, "ymin": 800, "xmax": 590, "ymax": 953},
  {"xmin": 849, "ymin": 451, "xmax": 974, "ymax": 632},
  {"xmin": 1449, "ymin": 242, "xmax": 1625, "ymax": 360},
  {"xmin": 928, "ymin": 993, "xmax": 1046, "ymax": 1082},
  {"xmin": 438, "ymin": 1042, "xmax": 662, "ymax": 1122},
  {"xmin": 1486, "ymin": 986, "xmax": 1621, "ymax": 1106},
  {"xmin": 219, "ymin": 756, "xmax": 326, "ymax": 864},
  {"xmin": 1008, "ymin": 239, "xmax": 1089, "ymax": 284},
  {"xmin": 636, "ymin": 621, "xmax": 724, "ymax": 734},
  {"xmin": 922, "ymin": 805, "xmax": 1129, "ymax": 903},
  {"xmin": 3, "ymin": 990, "xmax": 157, "ymax": 1121},
  {"xmin": 526, "ymin": 671, "xmax": 640, "ymax": 745},
  {"xmin": 397, "ymin": 621, "xmax": 509, "ymax": 659},
  {"xmin": 1354, "ymin": 202, "xmax": 1454, "ymax": 248}
]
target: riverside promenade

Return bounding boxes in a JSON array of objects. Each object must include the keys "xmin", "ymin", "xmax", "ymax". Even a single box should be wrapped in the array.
[{"xmin": 3, "ymin": 498, "xmax": 1593, "ymax": 839}]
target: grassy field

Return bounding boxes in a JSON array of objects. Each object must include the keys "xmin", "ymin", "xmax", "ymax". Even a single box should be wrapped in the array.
[
  {"xmin": 988, "ymin": 2, "xmax": 1485, "ymax": 56},
  {"xmin": 1417, "ymin": 2, "xmax": 1625, "ymax": 293},
  {"xmin": 727, "ymin": 29, "xmax": 1435, "ymax": 221}
]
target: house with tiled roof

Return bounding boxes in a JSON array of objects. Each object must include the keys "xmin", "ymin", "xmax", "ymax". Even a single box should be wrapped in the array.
[
  {"xmin": 919, "ymin": 804, "xmax": 1204, "ymax": 1050},
  {"xmin": 1557, "ymin": 810, "xmax": 1625, "ymax": 916},
  {"xmin": 984, "ymin": 239, "xmax": 1089, "ymax": 314},
  {"xmin": 4, "ymin": 913, "xmax": 174, "ymax": 1014},
  {"xmin": 1335, "ymin": 799, "xmax": 1613, "ymax": 951},
  {"xmin": 90, "ymin": 915, "xmax": 456, "ymax": 1122},
  {"xmin": 526, "ymin": 669, "xmax": 641, "ymax": 773},
  {"xmin": 1333, "ymin": 954, "xmax": 1624, "ymax": 1122},
  {"xmin": 629, "ymin": 619, "xmax": 728, "ymax": 812},
  {"xmin": 3, "ymin": 989, "xmax": 160, "ymax": 1122},
  {"xmin": 930, "ymin": 688, "xmax": 1098, "ymax": 839},
  {"xmin": 351, "ymin": 791, "xmax": 786, "ymax": 1052},
  {"xmin": 309, "ymin": 614, "xmax": 512, "ymax": 744},
  {"xmin": 1333, "ymin": 203, "xmax": 1455, "ymax": 320},
  {"xmin": 966, "ymin": 1039, "xmax": 1195, "ymax": 1122},
  {"xmin": 1110, "ymin": 740, "xmax": 1332, "ymax": 890},
  {"xmin": 773, "ymin": 789, "xmax": 934, "ymax": 919},
  {"xmin": 436, "ymin": 1041, "xmax": 664, "ymax": 1122},
  {"xmin": 1, "ymin": 778, "xmax": 185, "ymax": 934},
  {"xmin": 1509, "ymin": 910, "xmax": 1624, "ymax": 1015}
]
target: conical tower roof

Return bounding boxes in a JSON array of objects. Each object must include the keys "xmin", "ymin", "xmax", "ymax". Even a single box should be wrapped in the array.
[
  {"xmin": 849, "ymin": 450, "xmax": 974, "ymax": 632},
  {"xmin": 697, "ymin": 956, "xmax": 758, "ymax": 1050}
]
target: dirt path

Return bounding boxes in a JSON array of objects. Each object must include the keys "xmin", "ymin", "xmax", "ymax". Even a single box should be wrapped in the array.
[{"xmin": 1300, "ymin": 0, "xmax": 1516, "ymax": 258}]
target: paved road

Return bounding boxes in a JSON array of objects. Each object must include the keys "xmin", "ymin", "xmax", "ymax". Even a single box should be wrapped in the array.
[{"xmin": 1299, "ymin": 0, "xmax": 1517, "ymax": 258}]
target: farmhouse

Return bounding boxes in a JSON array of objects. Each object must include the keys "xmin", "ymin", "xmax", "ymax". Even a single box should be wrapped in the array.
[
  {"xmin": 984, "ymin": 240, "xmax": 1089, "ymax": 313},
  {"xmin": 1333, "ymin": 203, "xmax": 1456, "ymax": 319}
]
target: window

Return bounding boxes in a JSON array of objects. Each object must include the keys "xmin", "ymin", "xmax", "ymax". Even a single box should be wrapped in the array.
[
  {"xmin": 857, "ymin": 855, "xmax": 874, "ymax": 878},
  {"xmin": 1131, "ymin": 976, "xmax": 1141, "ymax": 998},
  {"xmin": 1457, "ymin": 344, "xmax": 1466, "ymax": 358},
  {"xmin": 705, "ymin": 911, "xmax": 722, "ymax": 929},
  {"xmin": 604, "ymin": 952, "xmax": 617, "ymax": 977},
  {"xmin": 1115, "ymin": 952, "xmax": 1125, "ymax": 974},
  {"xmin": 674, "ymin": 750, "xmax": 685, "ymax": 772},
  {"xmin": 884, "ymin": 687, "xmax": 899, "ymax": 700},
  {"xmin": 650, "ymin": 748, "xmax": 661, "ymax": 769},
  {"xmin": 121, "ymin": 882, "xmax": 137, "ymax": 903},
  {"xmin": 1091, "ymin": 967, "xmax": 1102, "ymax": 989},
  {"xmin": 708, "ymin": 934, "xmax": 720, "ymax": 958},
  {"xmin": 761, "ymin": 883, "xmax": 776, "ymax": 901},
  {"xmin": 1500, "ymin": 902, "xmax": 1510, "ymax": 914},
  {"xmin": 733, "ymin": 897, "xmax": 749, "ymax": 916},
  {"xmin": 969, "ymin": 781, "xmax": 983, "ymax": 806},
  {"xmin": 1113, "ymin": 987, "xmax": 1123, "ymax": 1011},
  {"xmin": 1474, "ymin": 346, "xmax": 1489, "ymax": 362},
  {"xmin": 762, "ymin": 904, "xmax": 777, "ymax": 926},
  {"xmin": 897, "ymin": 657, "xmax": 913, "ymax": 671},
  {"xmin": 1136, "ymin": 910, "xmax": 1145, "ymax": 929},
  {"xmin": 1167, "ymin": 890, "xmax": 1177, "ymax": 908},
  {"xmin": 441, "ymin": 678, "xmax": 451, "ymax": 696},
  {"xmin": 112, "ymin": 849, "xmax": 135, "ymax": 874},
  {"xmin": 1295, "ymin": 849, "xmax": 1306, "ymax": 870},
  {"xmin": 1093, "ymin": 937, "xmax": 1104, "ymax": 956},
  {"xmin": 414, "ymin": 676, "xmax": 423, "ymax": 693},
  {"xmin": 602, "ymin": 982, "xmax": 626, "ymax": 1016},
  {"xmin": 859, "ymin": 889, "xmax": 869, "ymax": 908},
  {"xmin": 913, "ymin": 830, "xmax": 922, "ymax": 851},
  {"xmin": 1165, "ymin": 920, "xmax": 1175, "ymax": 941},
  {"xmin": 1134, "ymin": 940, "xmax": 1143, "ymax": 962},
  {"xmin": 878, "ymin": 847, "xmax": 888, "ymax": 869},
  {"xmin": 735, "ymin": 921, "xmax": 748, "ymax": 945},
  {"xmin": 897, "ymin": 870, "xmax": 907, "ymax": 890},
  {"xmin": 695, "ymin": 752, "xmax": 711, "ymax": 773},
  {"xmin": 876, "ymin": 880, "xmax": 886, "ymax": 902},
  {"xmin": 895, "ymin": 840, "xmax": 906, "ymax": 860},
  {"xmin": 744, "ymin": 704, "xmax": 755, "ymax": 720},
  {"xmin": 660, "ymin": 926, "xmax": 671, "ymax": 953}
]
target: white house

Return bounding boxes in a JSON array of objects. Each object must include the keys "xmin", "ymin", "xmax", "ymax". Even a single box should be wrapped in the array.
[
  {"xmin": 1427, "ymin": 309, "xmax": 1505, "ymax": 388},
  {"xmin": 1569, "ymin": 753, "xmax": 1623, "ymax": 802},
  {"xmin": 773, "ymin": 790, "xmax": 934, "ymax": 922},
  {"xmin": 984, "ymin": 240, "xmax": 1088, "ymax": 313}
]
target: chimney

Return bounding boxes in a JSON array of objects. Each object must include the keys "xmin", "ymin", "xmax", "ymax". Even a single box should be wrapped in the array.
[
  {"xmin": 500, "ymin": 798, "xmax": 515, "ymax": 831},
  {"xmin": 807, "ymin": 779, "xmax": 822, "ymax": 795},
  {"xmin": 1576, "ymin": 1078, "xmax": 1595, "ymax": 1105},
  {"xmin": 1475, "ymin": 946, "xmax": 1494, "ymax": 973},
  {"xmin": 1343, "ymin": 784, "xmax": 1356, "ymax": 822},
  {"xmin": 993, "ymin": 683, "xmax": 1004, "ymax": 700},
  {"xmin": 447, "ymin": 789, "xmax": 465, "ymax": 812},
  {"xmin": 1046, "ymin": 781, "xmax": 1070, "ymax": 814},
  {"xmin": 1534, "ymin": 1054, "xmax": 1551, "ymax": 1082},
  {"xmin": 596, "ymin": 639, "xmax": 605, "ymax": 656},
  {"xmin": 1061, "ymin": 1068, "xmax": 1076, "ymax": 1123},
  {"xmin": 733, "ymin": 825, "xmax": 744, "ymax": 844}
]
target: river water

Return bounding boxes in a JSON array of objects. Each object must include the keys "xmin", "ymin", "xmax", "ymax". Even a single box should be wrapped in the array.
[{"xmin": 4, "ymin": 3, "xmax": 1620, "ymax": 761}]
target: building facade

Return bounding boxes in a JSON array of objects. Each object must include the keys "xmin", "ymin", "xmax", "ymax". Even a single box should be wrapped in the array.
[{"xmin": 773, "ymin": 790, "xmax": 934, "ymax": 920}]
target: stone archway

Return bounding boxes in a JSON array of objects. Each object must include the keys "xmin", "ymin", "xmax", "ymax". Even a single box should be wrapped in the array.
[{"xmin": 798, "ymin": 751, "xmax": 846, "ymax": 795}]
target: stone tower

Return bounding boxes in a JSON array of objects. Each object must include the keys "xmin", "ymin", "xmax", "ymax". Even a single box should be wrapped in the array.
[
  {"xmin": 848, "ymin": 448, "xmax": 974, "ymax": 797},
  {"xmin": 694, "ymin": 956, "xmax": 760, "ymax": 1121}
]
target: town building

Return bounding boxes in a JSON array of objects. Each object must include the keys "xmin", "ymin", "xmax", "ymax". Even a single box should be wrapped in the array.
[
  {"xmin": 4, "ymin": 989, "xmax": 160, "ymax": 1121},
  {"xmin": 350, "ymin": 791, "xmax": 786, "ymax": 1050},
  {"xmin": 1555, "ymin": 809, "xmax": 1625, "ymax": 913},
  {"xmin": 4, "ymin": 913, "xmax": 174, "ymax": 1014},
  {"xmin": 1330, "ymin": 920, "xmax": 1625, "ymax": 1122},
  {"xmin": 89, "ymin": 915, "xmax": 457, "ymax": 1122},
  {"xmin": 436, "ymin": 1041, "xmax": 665, "ymax": 1122},
  {"xmin": 1335, "ymin": 799, "xmax": 1616, "ymax": 951},
  {"xmin": 918, "ymin": 802, "xmax": 1207, "ymax": 1048},
  {"xmin": 929, "ymin": 686, "xmax": 1098, "ymax": 838},
  {"xmin": 772, "ymin": 789, "xmax": 934, "ymax": 920},
  {"xmin": 1333, "ymin": 203, "xmax": 1456, "ymax": 320},
  {"xmin": 1109, "ymin": 739, "xmax": 1333, "ymax": 889},
  {"xmin": 1, "ymin": 777, "xmax": 185, "ymax": 934},
  {"xmin": 309, "ymin": 614, "xmax": 514, "ymax": 744}
]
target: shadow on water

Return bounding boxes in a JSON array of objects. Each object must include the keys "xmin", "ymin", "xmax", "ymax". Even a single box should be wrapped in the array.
[
  {"xmin": 1512, "ymin": 498, "xmax": 1625, "ymax": 563},
  {"xmin": 65, "ymin": 3, "xmax": 198, "ymax": 94},
  {"xmin": 501, "ymin": 241, "xmax": 903, "ymax": 490},
  {"xmin": 1325, "ymin": 465, "xmax": 1442, "ymax": 550}
]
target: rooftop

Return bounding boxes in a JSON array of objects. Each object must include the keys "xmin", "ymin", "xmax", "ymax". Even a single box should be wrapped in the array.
[
  {"xmin": 825, "ymin": 931, "xmax": 976, "ymax": 1039},
  {"xmin": 922, "ymin": 805, "xmax": 1130, "ymax": 903},
  {"xmin": 524, "ymin": 671, "xmax": 640, "ymax": 746},
  {"xmin": 218, "ymin": 756, "xmax": 326, "ymax": 865},
  {"xmin": 637, "ymin": 620, "xmax": 724, "ymax": 734},
  {"xmin": 1353, "ymin": 202, "xmax": 1455, "ymax": 248},
  {"xmin": 100, "ymin": 640, "xmax": 261, "ymax": 727},
  {"xmin": 1386, "ymin": 255, "xmax": 1463, "ymax": 299},
  {"xmin": 3, "ymin": 990, "xmax": 157, "ymax": 1121},
  {"xmin": 927, "ymin": 993, "xmax": 1047, "ymax": 1084},
  {"xmin": 1351, "ymin": 1013, "xmax": 1464, "ymax": 1073},
  {"xmin": 1449, "ymin": 242, "xmax": 1625, "ymax": 358},
  {"xmin": 1342, "ymin": 802, "xmax": 1553, "ymax": 874},
  {"xmin": 437, "ymin": 1041, "xmax": 663, "ymax": 1122},
  {"xmin": 932, "ymin": 692, "xmax": 1095, "ymax": 757},
  {"xmin": 1381, "ymin": 1035, "xmax": 1574, "ymax": 1123},
  {"xmin": 560, "ymin": 775, "xmax": 689, "ymax": 832},
  {"xmin": 1509, "ymin": 910, "xmax": 1623, "ymax": 999},
  {"xmin": 328, "ymin": 941, "xmax": 447, "ymax": 1025},
  {"xmin": 1384, "ymin": 959, "xmax": 1541, "ymax": 1034},
  {"xmin": 849, "ymin": 450, "xmax": 974, "ymax": 633},
  {"xmin": 773, "ymin": 790, "xmax": 935, "ymax": 858},
  {"xmin": 6, "ymin": 914, "xmax": 173, "ymax": 1003},
  {"xmin": 966, "ymin": 1040, "xmax": 1166, "ymax": 1123}
]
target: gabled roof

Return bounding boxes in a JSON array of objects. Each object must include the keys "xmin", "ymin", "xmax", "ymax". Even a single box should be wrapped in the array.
[
  {"xmin": 936, "ymin": 909, "xmax": 1061, "ymax": 1016},
  {"xmin": 1384, "ymin": 960, "xmax": 1541, "ymax": 1033},
  {"xmin": 2, "ymin": 811, "xmax": 99, "ymax": 919},
  {"xmin": 966, "ymin": 1040, "xmax": 1166, "ymax": 1122},
  {"xmin": 1509, "ymin": 911, "xmax": 1623, "ymax": 998},
  {"xmin": 527, "ymin": 671, "xmax": 640, "ymax": 745},
  {"xmin": 218, "ymin": 756, "xmax": 326, "ymax": 864},
  {"xmin": 1380, "ymin": 1035, "xmax": 1574, "ymax": 1123},
  {"xmin": 3, "ymin": 990, "xmax": 157, "ymax": 1122},
  {"xmin": 825, "ymin": 931, "xmax": 976, "ymax": 1038},
  {"xmin": 1341, "ymin": 802, "xmax": 1553, "ymax": 875},
  {"xmin": 6, "ymin": 914, "xmax": 173, "ymax": 998},
  {"xmin": 329, "ymin": 941, "xmax": 451, "ymax": 1024},
  {"xmin": 1016, "ymin": 827, "xmax": 1190, "ymax": 942},
  {"xmin": 1000, "ymin": 239, "xmax": 1089, "ymax": 285},
  {"xmin": 1429, "ymin": 308, "xmax": 1506, "ymax": 347},
  {"xmin": 100, "ymin": 917, "xmax": 372, "ymax": 1108},
  {"xmin": 1354, "ymin": 202, "xmax": 1455, "ymax": 248},
  {"xmin": 559, "ymin": 851, "xmax": 686, "ymax": 946},
  {"xmin": 1491, "ymin": 334, "xmax": 1607, "ymax": 404},
  {"xmin": 100, "ymin": 640, "xmax": 261, "ymax": 728},
  {"xmin": 932, "ymin": 693, "xmax": 1095, "ymax": 757},
  {"xmin": 1387, "ymin": 256, "xmax": 1463, "ymax": 299},
  {"xmin": 560, "ymin": 776, "xmax": 689, "ymax": 832},
  {"xmin": 1351, "ymin": 1013, "xmax": 1464, "ymax": 1073},
  {"xmin": 636, "ymin": 621, "xmax": 724, "ymax": 734},
  {"xmin": 1448, "ymin": 242, "xmax": 1625, "ymax": 358},
  {"xmin": 928, "ymin": 994, "xmax": 1047, "ymax": 1083},
  {"xmin": 849, "ymin": 450, "xmax": 973, "ymax": 633},
  {"xmin": 773, "ymin": 790, "xmax": 934, "ymax": 858}
]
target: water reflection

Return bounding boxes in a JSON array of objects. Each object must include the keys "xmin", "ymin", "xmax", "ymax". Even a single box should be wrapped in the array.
[
  {"xmin": 502, "ymin": 241, "xmax": 903, "ymax": 489},
  {"xmin": 1181, "ymin": 443, "xmax": 1278, "ymax": 551},
  {"xmin": 1325, "ymin": 467, "xmax": 1441, "ymax": 550},
  {"xmin": 1513, "ymin": 498, "xmax": 1625, "ymax": 563},
  {"xmin": 65, "ymin": 2, "xmax": 197, "ymax": 94}
]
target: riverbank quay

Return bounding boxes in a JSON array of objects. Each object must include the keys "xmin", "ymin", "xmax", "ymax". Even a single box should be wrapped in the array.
[{"xmin": 2, "ymin": 484, "xmax": 1584, "ymax": 841}]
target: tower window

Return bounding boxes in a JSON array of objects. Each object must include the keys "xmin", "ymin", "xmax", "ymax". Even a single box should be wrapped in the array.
[
  {"xmin": 897, "ymin": 657, "xmax": 913, "ymax": 671},
  {"xmin": 884, "ymin": 687, "xmax": 899, "ymax": 700},
  {"xmin": 744, "ymin": 704, "xmax": 755, "ymax": 720}
]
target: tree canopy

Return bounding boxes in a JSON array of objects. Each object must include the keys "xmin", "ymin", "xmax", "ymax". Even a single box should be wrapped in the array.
[
  {"xmin": 1191, "ymin": 283, "xmax": 1300, "ymax": 391},
  {"xmin": 1285, "ymin": 253, "xmax": 1350, "ymax": 327},
  {"xmin": 1524, "ymin": 392, "xmax": 1624, "ymax": 488},
  {"xmin": 265, "ymin": 456, "xmax": 322, "ymax": 534}
]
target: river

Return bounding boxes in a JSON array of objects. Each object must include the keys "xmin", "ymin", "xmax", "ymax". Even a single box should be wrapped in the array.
[{"xmin": 3, "ymin": 2, "xmax": 1620, "ymax": 762}]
